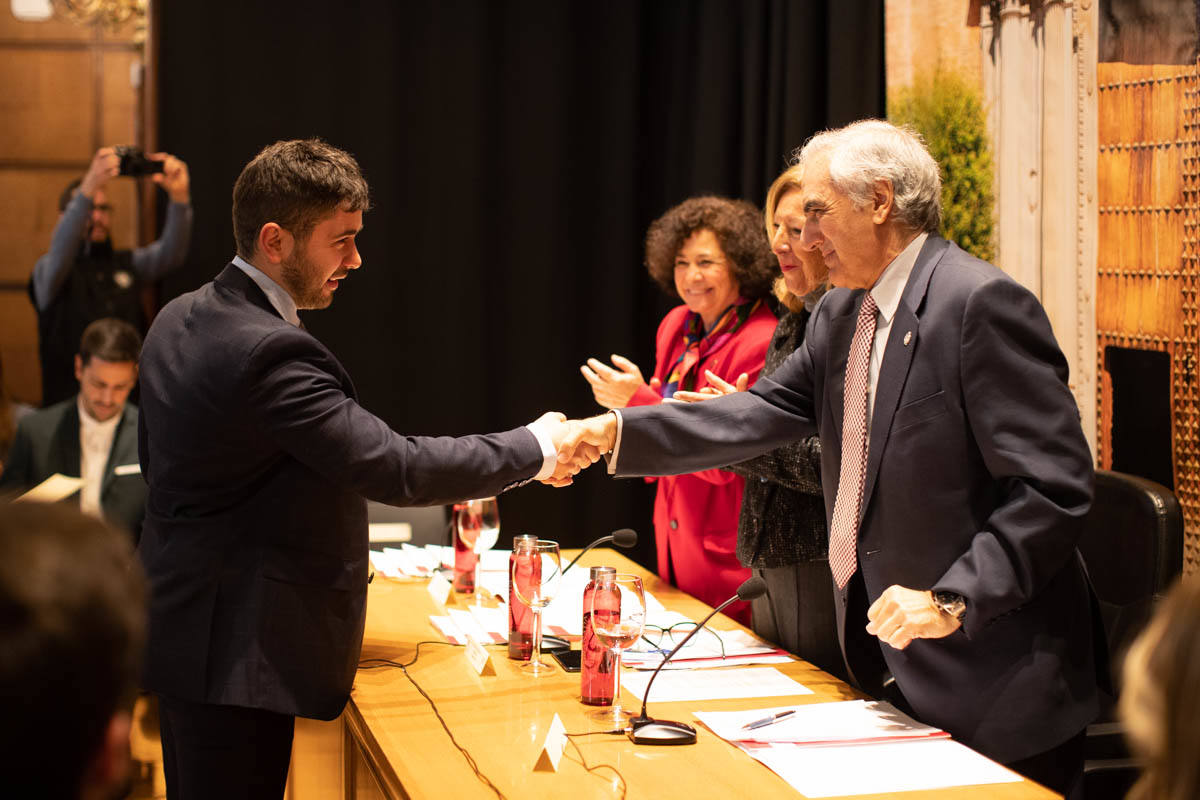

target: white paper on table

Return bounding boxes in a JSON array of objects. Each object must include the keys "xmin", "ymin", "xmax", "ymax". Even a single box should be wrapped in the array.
[
  {"xmin": 537, "ymin": 569, "xmax": 667, "ymax": 638},
  {"xmin": 646, "ymin": 653, "xmax": 794, "ymax": 670},
  {"xmin": 387, "ymin": 544, "xmax": 438, "ymax": 576},
  {"xmin": 620, "ymin": 667, "xmax": 811, "ymax": 702},
  {"xmin": 368, "ymin": 550, "xmax": 406, "ymax": 579},
  {"xmin": 424, "ymin": 544, "xmax": 455, "ymax": 569},
  {"xmin": 467, "ymin": 605, "xmax": 511, "ymax": 641},
  {"xmin": 478, "ymin": 549, "xmax": 510, "ymax": 571},
  {"xmin": 623, "ymin": 625, "xmax": 781, "ymax": 668},
  {"xmin": 475, "ymin": 570, "xmax": 510, "ymax": 602},
  {"xmin": 16, "ymin": 473, "xmax": 83, "ymax": 503},
  {"xmin": 447, "ymin": 608, "xmax": 506, "ymax": 644},
  {"xmin": 428, "ymin": 615, "xmax": 468, "ymax": 645},
  {"xmin": 738, "ymin": 738, "xmax": 1022, "ymax": 797},
  {"xmin": 694, "ymin": 700, "xmax": 946, "ymax": 745}
]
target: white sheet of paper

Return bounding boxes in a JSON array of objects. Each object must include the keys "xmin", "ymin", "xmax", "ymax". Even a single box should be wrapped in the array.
[
  {"xmin": 368, "ymin": 550, "xmax": 406, "ymax": 580},
  {"xmin": 447, "ymin": 608, "xmax": 505, "ymax": 644},
  {"xmin": 467, "ymin": 605, "xmax": 510, "ymax": 642},
  {"xmin": 429, "ymin": 615, "xmax": 467, "ymax": 644},
  {"xmin": 16, "ymin": 473, "xmax": 83, "ymax": 503},
  {"xmin": 620, "ymin": 667, "xmax": 812, "ymax": 702},
  {"xmin": 624, "ymin": 627, "xmax": 779, "ymax": 667},
  {"xmin": 694, "ymin": 700, "xmax": 946, "ymax": 745},
  {"xmin": 741, "ymin": 738, "xmax": 1022, "ymax": 797}
]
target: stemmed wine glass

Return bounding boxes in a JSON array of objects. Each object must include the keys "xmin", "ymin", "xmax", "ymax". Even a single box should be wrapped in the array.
[
  {"xmin": 454, "ymin": 497, "xmax": 499, "ymax": 604},
  {"xmin": 509, "ymin": 539, "xmax": 562, "ymax": 676},
  {"xmin": 588, "ymin": 573, "xmax": 646, "ymax": 722}
]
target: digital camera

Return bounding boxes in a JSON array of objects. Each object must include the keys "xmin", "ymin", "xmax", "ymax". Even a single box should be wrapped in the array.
[{"xmin": 115, "ymin": 146, "xmax": 164, "ymax": 176}]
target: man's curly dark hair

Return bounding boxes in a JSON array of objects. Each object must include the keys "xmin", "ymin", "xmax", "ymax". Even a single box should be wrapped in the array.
[{"xmin": 644, "ymin": 196, "xmax": 777, "ymax": 302}]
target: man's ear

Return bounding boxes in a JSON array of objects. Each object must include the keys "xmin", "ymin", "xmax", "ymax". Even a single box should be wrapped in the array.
[
  {"xmin": 256, "ymin": 222, "xmax": 294, "ymax": 265},
  {"xmin": 74, "ymin": 354, "xmax": 84, "ymax": 382},
  {"xmin": 80, "ymin": 711, "xmax": 132, "ymax": 800},
  {"xmin": 871, "ymin": 179, "xmax": 896, "ymax": 225}
]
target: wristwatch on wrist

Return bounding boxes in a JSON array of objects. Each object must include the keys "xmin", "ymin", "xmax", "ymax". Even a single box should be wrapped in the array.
[{"xmin": 932, "ymin": 590, "xmax": 967, "ymax": 623}]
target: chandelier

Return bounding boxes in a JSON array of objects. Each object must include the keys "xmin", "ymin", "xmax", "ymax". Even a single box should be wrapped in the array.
[{"xmin": 51, "ymin": 0, "xmax": 147, "ymax": 43}]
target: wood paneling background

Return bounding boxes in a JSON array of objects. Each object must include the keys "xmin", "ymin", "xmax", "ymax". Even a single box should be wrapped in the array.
[
  {"xmin": 1096, "ymin": 61, "xmax": 1200, "ymax": 575},
  {"xmin": 0, "ymin": 10, "xmax": 143, "ymax": 408}
]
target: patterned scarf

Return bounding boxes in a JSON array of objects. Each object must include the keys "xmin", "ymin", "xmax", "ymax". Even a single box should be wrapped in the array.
[{"xmin": 662, "ymin": 298, "xmax": 761, "ymax": 397}]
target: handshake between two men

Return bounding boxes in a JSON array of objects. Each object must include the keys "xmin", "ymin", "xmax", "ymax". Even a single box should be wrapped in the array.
[{"xmin": 533, "ymin": 412, "xmax": 617, "ymax": 487}]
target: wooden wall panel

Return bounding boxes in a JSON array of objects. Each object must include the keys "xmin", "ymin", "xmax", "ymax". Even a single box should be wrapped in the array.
[
  {"xmin": 1096, "ymin": 275, "xmax": 1184, "ymax": 340},
  {"xmin": 0, "ymin": 167, "xmax": 87, "ymax": 284},
  {"xmin": 101, "ymin": 49, "xmax": 139, "ymax": 146},
  {"xmin": 0, "ymin": 294, "xmax": 39, "ymax": 406},
  {"xmin": 0, "ymin": 8, "xmax": 144, "ymax": 407},
  {"xmin": 0, "ymin": 49, "xmax": 95, "ymax": 160},
  {"xmin": 1096, "ymin": 59, "xmax": 1199, "ymax": 575}
]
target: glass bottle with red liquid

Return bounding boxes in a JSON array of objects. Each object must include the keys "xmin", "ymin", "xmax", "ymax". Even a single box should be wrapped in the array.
[
  {"xmin": 582, "ymin": 566, "xmax": 620, "ymax": 705},
  {"xmin": 507, "ymin": 534, "xmax": 539, "ymax": 660},
  {"xmin": 452, "ymin": 501, "xmax": 480, "ymax": 593}
]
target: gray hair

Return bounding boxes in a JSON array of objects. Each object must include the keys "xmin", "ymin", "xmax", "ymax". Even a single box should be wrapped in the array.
[{"xmin": 794, "ymin": 119, "xmax": 942, "ymax": 234}]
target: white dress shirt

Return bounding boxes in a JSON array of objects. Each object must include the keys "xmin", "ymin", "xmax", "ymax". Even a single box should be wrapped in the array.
[
  {"xmin": 864, "ymin": 232, "xmax": 926, "ymax": 431},
  {"xmin": 232, "ymin": 254, "xmax": 302, "ymax": 327},
  {"xmin": 78, "ymin": 397, "xmax": 120, "ymax": 517}
]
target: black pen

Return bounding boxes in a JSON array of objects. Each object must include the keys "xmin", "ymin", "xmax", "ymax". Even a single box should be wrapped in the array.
[{"xmin": 741, "ymin": 709, "xmax": 796, "ymax": 730}]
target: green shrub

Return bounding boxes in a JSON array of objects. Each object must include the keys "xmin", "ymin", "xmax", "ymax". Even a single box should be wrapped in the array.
[{"xmin": 889, "ymin": 71, "xmax": 994, "ymax": 263}]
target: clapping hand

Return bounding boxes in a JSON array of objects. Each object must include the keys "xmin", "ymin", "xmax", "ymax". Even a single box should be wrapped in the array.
[
  {"xmin": 671, "ymin": 369, "xmax": 749, "ymax": 403},
  {"xmin": 580, "ymin": 354, "xmax": 659, "ymax": 409}
]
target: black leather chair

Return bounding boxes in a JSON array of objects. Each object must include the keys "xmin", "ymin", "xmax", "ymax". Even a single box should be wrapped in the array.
[{"xmin": 1076, "ymin": 469, "xmax": 1184, "ymax": 800}]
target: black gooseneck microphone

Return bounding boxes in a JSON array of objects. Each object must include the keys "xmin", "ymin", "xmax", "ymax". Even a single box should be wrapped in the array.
[
  {"xmin": 542, "ymin": 528, "xmax": 639, "ymax": 653},
  {"xmin": 562, "ymin": 528, "xmax": 638, "ymax": 575},
  {"xmin": 629, "ymin": 576, "xmax": 768, "ymax": 746}
]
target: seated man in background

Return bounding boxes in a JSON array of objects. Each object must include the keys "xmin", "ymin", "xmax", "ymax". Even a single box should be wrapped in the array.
[
  {"xmin": 32, "ymin": 146, "xmax": 192, "ymax": 406},
  {"xmin": 0, "ymin": 501, "xmax": 147, "ymax": 800},
  {"xmin": 0, "ymin": 318, "xmax": 146, "ymax": 541}
]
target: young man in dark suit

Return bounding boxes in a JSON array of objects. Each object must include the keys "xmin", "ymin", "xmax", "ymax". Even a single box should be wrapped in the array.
[
  {"xmin": 137, "ymin": 139, "xmax": 596, "ymax": 799},
  {"xmin": 0, "ymin": 317, "xmax": 146, "ymax": 540},
  {"xmin": 558, "ymin": 120, "xmax": 1099, "ymax": 799}
]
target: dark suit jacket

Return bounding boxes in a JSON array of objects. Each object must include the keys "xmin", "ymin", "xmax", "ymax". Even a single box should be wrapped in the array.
[
  {"xmin": 0, "ymin": 398, "xmax": 145, "ymax": 539},
  {"xmin": 614, "ymin": 237, "xmax": 1099, "ymax": 763},
  {"xmin": 137, "ymin": 264, "xmax": 544, "ymax": 720}
]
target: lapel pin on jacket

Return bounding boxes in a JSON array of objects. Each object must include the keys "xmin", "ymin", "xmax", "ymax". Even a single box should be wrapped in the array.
[{"xmin": 903, "ymin": 331, "xmax": 913, "ymax": 346}]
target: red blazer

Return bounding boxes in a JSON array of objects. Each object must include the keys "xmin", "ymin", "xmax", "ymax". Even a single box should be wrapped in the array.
[{"xmin": 627, "ymin": 302, "xmax": 776, "ymax": 624}]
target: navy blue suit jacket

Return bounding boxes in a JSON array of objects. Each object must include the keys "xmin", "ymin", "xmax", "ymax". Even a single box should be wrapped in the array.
[
  {"xmin": 137, "ymin": 264, "xmax": 543, "ymax": 719},
  {"xmin": 615, "ymin": 237, "xmax": 1099, "ymax": 762}
]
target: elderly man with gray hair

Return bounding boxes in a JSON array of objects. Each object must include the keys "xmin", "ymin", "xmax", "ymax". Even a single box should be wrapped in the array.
[{"xmin": 558, "ymin": 118, "xmax": 1100, "ymax": 798}]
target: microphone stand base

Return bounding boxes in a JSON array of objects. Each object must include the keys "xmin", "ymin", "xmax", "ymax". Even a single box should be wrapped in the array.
[{"xmin": 628, "ymin": 716, "xmax": 697, "ymax": 746}]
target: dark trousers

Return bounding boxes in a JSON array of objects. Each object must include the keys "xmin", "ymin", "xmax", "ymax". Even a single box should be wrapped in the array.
[
  {"xmin": 158, "ymin": 694, "xmax": 295, "ymax": 800},
  {"xmin": 751, "ymin": 560, "xmax": 848, "ymax": 682}
]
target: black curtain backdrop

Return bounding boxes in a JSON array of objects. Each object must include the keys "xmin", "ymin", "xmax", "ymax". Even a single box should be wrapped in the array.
[{"xmin": 158, "ymin": 0, "xmax": 883, "ymax": 572}]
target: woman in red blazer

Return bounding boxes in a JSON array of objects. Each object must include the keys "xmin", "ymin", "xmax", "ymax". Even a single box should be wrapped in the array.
[{"xmin": 581, "ymin": 196, "xmax": 777, "ymax": 623}]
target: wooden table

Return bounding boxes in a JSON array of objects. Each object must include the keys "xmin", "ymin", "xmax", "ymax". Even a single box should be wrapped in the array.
[{"xmin": 317, "ymin": 549, "xmax": 1060, "ymax": 800}]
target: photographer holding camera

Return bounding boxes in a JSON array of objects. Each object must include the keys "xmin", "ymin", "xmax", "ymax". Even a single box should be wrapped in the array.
[{"xmin": 31, "ymin": 146, "xmax": 192, "ymax": 406}]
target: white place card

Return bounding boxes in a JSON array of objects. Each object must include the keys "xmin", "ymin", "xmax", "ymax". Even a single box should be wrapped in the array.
[
  {"xmin": 464, "ymin": 637, "xmax": 496, "ymax": 676},
  {"xmin": 533, "ymin": 714, "xmax": 568, "ymax": 772},
  {"xmin": 426, "ymin": 572, "xmax": 453, "ymax": 606}
]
